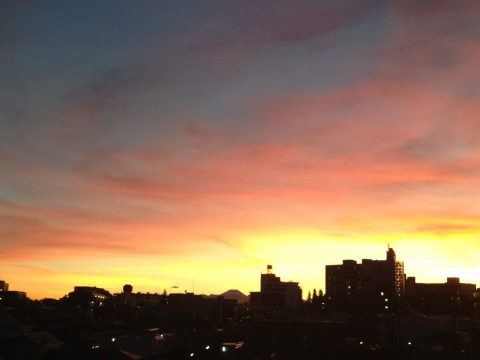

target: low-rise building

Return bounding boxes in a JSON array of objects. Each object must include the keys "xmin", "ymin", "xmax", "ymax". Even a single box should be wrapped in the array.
[
  {"xmin": 405, "ymin": 277, "xmax": 475, "ymax": 315},
  {"xmin": 68, "ymin": 286, "xmax": 112, "ymax": 309},
  {"xmin": 0, "ymin": 280, "xmax": 9, "ymax": 292}
]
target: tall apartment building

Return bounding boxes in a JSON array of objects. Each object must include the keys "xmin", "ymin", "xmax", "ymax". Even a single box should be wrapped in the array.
[{"xmin": 325, "ymin": 246, "xmax": 404, "ymax": 311}]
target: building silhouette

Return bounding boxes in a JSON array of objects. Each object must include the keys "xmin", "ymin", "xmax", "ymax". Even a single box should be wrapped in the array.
[
  {"xmin": 405, "ymin": 276, "xmax": 476, "ymax": 315},
  {"xmin": 123, "ymin": 284, "xmax": 133, "ymax": 294},
  {"xmin": 325, "ymin": 246, "xmax": 404, "ymax": 311},
  {"xmin": 68, "ymin": 286, "xmax": 112, "ymax": 310},
  {"xmin": 69, "ymin": 286, "xmax": 111, "ymax": 299},
  {"xmin": 0, "ymin": 280, "xmax": 9, "ymax": 292},
  {"xmin": 0, "ymin": 279, "xmax": 27, "ymax": 306},
  {"xmin": 250, "ymin": 265, "xmax": 302, "ymax": 308}
]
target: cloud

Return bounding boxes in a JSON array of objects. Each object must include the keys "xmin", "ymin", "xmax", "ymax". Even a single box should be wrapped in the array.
[
  {"xmin": 0, "ymin": 9, "xmax": 17, "ymax": 59},
  {"xmin": 174, "ymin": 1, "xmax": 384, "ymax": 53},
  {"xmin": 2, "ymin": 1, "xmax": 480, "ymax": 297},
  {"xmin": 46, "ymin": 0, "xmax": 386, "ymax": 148},
  {"xmin": 417, "ymin": 222, "xmax": 480, "ymax": 235}
]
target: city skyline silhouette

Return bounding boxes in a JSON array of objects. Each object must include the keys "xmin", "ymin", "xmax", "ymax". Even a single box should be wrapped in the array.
[
  {"xmin": 2, "ymin": 1, "xmax": 480, "ymax": 300},
  {"xmin": 2, "ymin": 245, "xmax": 480, "ymax": 359},
  {"xmin": 1, "ymin": 245, "xmax": 477, "ymax": 303}
]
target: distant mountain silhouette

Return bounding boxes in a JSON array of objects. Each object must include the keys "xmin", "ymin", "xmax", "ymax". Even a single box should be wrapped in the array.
[
  {"xmin": 219, "ymin": 289, "xmax": 249, "ymax": 303},
  {"xmin": 202, "ymin": 289, "xmax": 249, "ymax": 303}
]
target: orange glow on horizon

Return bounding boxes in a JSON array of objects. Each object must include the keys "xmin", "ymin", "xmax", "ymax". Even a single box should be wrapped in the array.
[{"xmin": 5, "ymin": 224, "xmax": 479, "ymax": 300}]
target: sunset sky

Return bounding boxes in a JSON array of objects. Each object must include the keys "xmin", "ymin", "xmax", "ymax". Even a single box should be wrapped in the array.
[{"xmin": 1, "ymin": 1, "xmax": 480, "ymax": 299}]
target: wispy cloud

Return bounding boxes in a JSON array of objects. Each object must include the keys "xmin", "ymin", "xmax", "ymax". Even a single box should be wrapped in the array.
[{"xmin": 1, "ymin": 1, "xmax": 480, "ymax": 298}]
